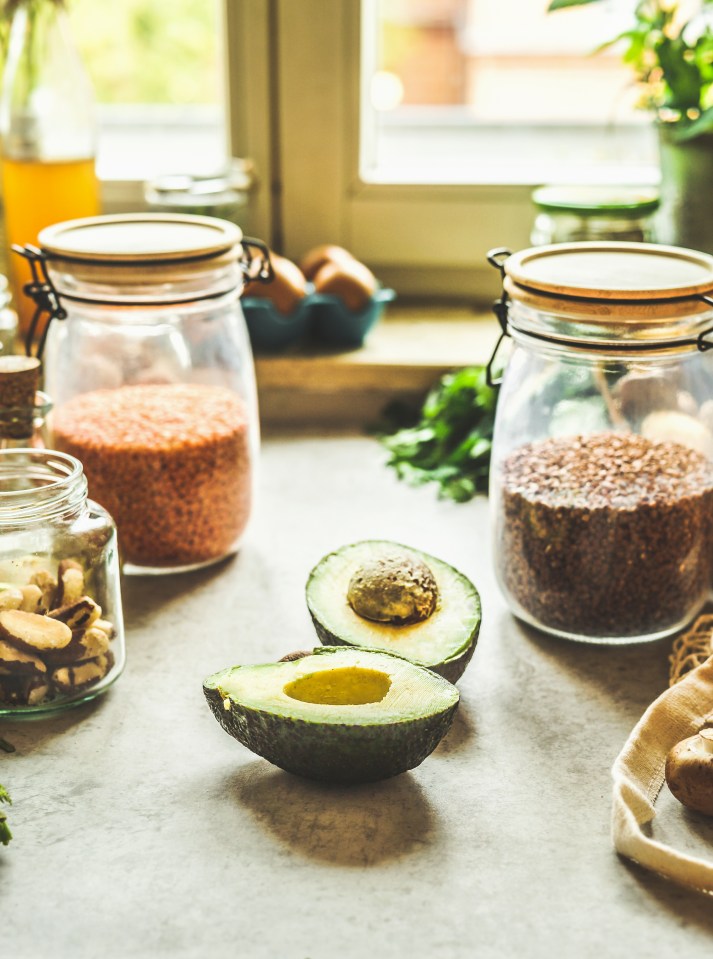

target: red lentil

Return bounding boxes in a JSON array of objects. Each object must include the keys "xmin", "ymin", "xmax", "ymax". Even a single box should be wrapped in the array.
[{"xmin": 52, "ymin": 384, "xmax": 253, "ymax": 569}]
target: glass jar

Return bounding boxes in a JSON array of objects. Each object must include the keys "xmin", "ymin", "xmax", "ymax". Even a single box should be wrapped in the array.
[
  {"xmin": 531, "ymin": 186, "xmax": 660, "ymax": 245},
  {"xmin": 488, "ymin": 241, "xmax": 713, "ymax": 645},
  {"xmin": 144, "ymin": 159, "xmax": 255, "ymax": 226},
  {"xmin": 18, "ymin": 213, "xmax": 270, "ymax": 575},
  {"xmin": 0, "ymin": 448, "xmax": 124, "ymax": 715}
]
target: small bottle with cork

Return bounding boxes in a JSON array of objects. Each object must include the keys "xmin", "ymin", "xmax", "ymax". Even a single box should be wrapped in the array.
[{"xmin": 0, "ymin": 356, "xmax": 51, "ymax": 448}]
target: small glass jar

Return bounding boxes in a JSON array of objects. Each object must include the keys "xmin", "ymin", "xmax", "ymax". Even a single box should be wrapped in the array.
[
  {"xmin": 488, "ymin": 241, "xmax": 713, "ymax": 645},
  {"xmin": 144, "ymin": 159, "xmax": 255, "ymax": 226},
  {"xmin": 531, "ymin": 185, "xmax": 660, "ymax": 245},
  {"xmin": 19, "ymin": 213, "xmax": 269, "ymax": 575},
  {"xmin": 0, "ymin": 448, "xmax": 124, "ymax": 715}
]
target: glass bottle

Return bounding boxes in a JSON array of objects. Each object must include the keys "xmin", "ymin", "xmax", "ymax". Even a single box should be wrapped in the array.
[
  {"xmin": 0, "ymin": 0, "xmax": 101, "ymax": 337},
  {"xmin": 0, "ymin": 275, "xmax": 18, "ymax": 355},
  {"xmin": 0, "ymin": 447, "xmax": 125, "ymax": 715},
  {"xmin": 0, "ymin": 354, "xmax": 51, "ymax": 448}
]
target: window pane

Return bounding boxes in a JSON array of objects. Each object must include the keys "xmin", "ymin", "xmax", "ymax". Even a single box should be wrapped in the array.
[
  {"xmin": 70, "ymin": 0, "xmax": 225, "ymax": 179},
  {"xmin": 362, "ymin": 0, "xmax": 657, "ymax": 184}
]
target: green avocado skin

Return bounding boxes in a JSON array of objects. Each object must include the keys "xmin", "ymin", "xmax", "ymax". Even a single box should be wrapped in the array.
[
  {"xmin": 308, "ymin": 612, "xmax": 479, "ymax": 684},
  {"xmin": 203, "ymin": 684, "xmax": 458, "ymax": 784}
]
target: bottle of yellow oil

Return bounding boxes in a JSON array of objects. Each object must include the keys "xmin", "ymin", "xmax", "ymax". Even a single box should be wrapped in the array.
[{"xmin": 0, "ymin": 0, "xmax": 100, "ymax": 339}]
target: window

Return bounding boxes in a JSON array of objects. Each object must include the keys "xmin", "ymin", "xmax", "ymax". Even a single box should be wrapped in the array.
[
  {"xmin": 362, "ymin": 0, "xmax": 656, "ymax": 184},
  {"xmin": 70, "ymin": 0, "xmax": 226, "ymax": 182},
  {"xmin": 228, "ymin": 0, "xmax": 660, "ymax": 302},
  {"xmin": 70, "ymin": 0, "xmax": 659, "ymax": 301}
]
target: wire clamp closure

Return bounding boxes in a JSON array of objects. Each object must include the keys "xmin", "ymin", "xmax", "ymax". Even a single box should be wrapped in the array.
[
  {"xmin": 12, "ymin": 244, "xmax": 67, "ymax": 360},
  {"xmin": 485, "ymin": 248, "xmax": 512, "ymax": 389},
  {"xmin": 696, "ymin": 296, "xmax": 713, "ymax": 352},
  {"xmin": 240, "ymin": 236, "xmax": 273, "ymax": 284}
]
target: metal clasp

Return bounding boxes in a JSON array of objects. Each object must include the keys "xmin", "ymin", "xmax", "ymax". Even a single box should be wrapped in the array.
[
  {"xmin": 485, "ymin": 248, "xmax": 512, "ymax": 388},
  {"xmin": 11, "ymin": 244, "xmax": 67, "ymax": 360},
  {"xmin": 240, "ymin": 236, "xmax": 273, "ymax": 284},
  {"xmin": 697, "ymin": 295, "xmax": 713, "ymax": 351}
]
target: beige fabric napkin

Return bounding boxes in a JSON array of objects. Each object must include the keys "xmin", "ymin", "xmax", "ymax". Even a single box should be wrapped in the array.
[{"xmin": 611, "ymin": 655, "xmax": 713, "ymax": 892}]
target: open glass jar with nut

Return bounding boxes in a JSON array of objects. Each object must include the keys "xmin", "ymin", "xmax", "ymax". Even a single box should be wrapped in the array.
[
  {"xmin": 0, "ymin": 449, "xmax": 124, "ymax": 714},
  {"xmin": 488, "ymin": 242, "xmax": 713, "ymax": 645}
]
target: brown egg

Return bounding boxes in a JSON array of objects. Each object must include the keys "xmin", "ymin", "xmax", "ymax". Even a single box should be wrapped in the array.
[
  {"xmin": 299, "ymin": 244, "xmax": 355, "ymax": 281},
  {"xmin": 243, "ymin": 253, "xmax": 307, "ymax": 315},
  {"xmin": 313, "ymin": 259, "xmax": 377, "ymax": 312}
]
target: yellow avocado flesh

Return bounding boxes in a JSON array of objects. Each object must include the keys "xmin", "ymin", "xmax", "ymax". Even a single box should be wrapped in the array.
[
  {"xmin": 306, "ymin": 541, "xmax": 480, "ymax": 668},
  {"xmin": 285, "ymin": 666, "xmax": 392, "ymax": 705},
  {"xmin": 209, "ymin": 648, "xmax": 458, "ymax": 725}
]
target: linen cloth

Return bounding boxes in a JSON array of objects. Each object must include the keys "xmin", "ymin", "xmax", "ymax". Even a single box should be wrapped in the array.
[{"xmin": 611, "ymin": 655, "xmax": 713, "ymax": 892}]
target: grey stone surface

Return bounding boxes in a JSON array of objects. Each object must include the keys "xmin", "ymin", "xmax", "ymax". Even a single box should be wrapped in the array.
[{"xmin": 1, "ymin": 432, "xmax": 713, "ymax": 958}]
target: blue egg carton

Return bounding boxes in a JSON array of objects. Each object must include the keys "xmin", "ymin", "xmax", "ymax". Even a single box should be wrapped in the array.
[
  {"xmin": 241, "ymin": 296, "xmax": 313, "ymax": 353},
  {"xmin": 242, "ymin": 286, "xmax": 396, "ymax": 353}
]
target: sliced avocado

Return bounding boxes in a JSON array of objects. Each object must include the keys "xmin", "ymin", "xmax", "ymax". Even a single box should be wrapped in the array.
[
  {"xmin": 203, "ymin": 646, "xmax": 459, "ymax": 784},
  {"xmin": 305, "ymin": 541, "xmax": 481, "ymax": 683}
]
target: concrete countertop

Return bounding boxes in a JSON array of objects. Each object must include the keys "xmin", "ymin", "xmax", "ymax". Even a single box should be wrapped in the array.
[{"xmin": 2, "ymin": 432, "xmax": 713, "ymax": 959}]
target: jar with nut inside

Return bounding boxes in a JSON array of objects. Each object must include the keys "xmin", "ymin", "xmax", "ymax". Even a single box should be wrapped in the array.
[
  {"xmin": 0, "ymin": 448, "xmax": 124, "ymax": 714},
  {"xmin": 488, "ymin": 242, "xmax": 713, "ymax": 645}
]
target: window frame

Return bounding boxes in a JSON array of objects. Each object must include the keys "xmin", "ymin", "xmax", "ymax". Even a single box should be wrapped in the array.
[{"xmin": 102, "ymin": 0, "xmax": 657, "ymax": 304}]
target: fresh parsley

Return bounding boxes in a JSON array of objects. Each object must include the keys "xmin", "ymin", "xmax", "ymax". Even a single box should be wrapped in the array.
[
  {"xmin": 377, "ymin": 365, "xmax": 498, "ymax": 503},
  {"xmin": 0, "ymin": 784, "xmax": 11, "ymax": 846}
]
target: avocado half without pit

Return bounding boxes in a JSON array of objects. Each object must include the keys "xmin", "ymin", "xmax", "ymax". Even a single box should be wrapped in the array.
[
  {"xmin": 305, "ymin": 541, "xmax": 481, "ymax": 683},
  {"xmin": 203, "ymin": 646, "xmax": 459, "ymax": 784}
]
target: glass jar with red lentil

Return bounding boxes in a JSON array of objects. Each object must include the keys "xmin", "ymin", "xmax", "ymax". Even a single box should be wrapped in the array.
[
  {"xmin": 488, "ymin": 242, "xmax": 713, "ymax": 645},
  {"xmin": 24, "ymin": 214, "xmax": 269, "ymax": 574}
]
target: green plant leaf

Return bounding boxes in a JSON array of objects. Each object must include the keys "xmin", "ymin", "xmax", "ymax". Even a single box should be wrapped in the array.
[
  {"xmin": 0, "ymin": 784, "xmax": 12, "ymax": 846},
  {"xmin": 378, "ymin": 364, "xmax": 498, "ymax": 503},
  {"xmin": 657, "ymin": 35, "xmax": 704, "ymax": 111},
  {"xmin": 547, "ymin": 0, "xmax": 603, "ymax": 9}
]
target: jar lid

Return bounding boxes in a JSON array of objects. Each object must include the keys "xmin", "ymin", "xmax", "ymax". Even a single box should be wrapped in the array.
[
  {"xmin": 39, "ymin": 213, "xmax": 243, "ymax": 263},
  {"xmin": 501, "ymin": 242, "xmax": 713, "ymax": 350},
  {"xmin": 531, "ymin": 185, "xmax": 660, "ymax": 217},
  {"xmin": 505, "ymin": 242, "xmax": 713, "ymax": 302},
  {"xmin": 37, "ymin": 213, "xmax": 246, "ymax": 302}
]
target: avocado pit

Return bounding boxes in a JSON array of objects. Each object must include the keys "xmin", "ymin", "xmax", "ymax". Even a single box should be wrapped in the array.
[{"xmin": 346, "ymin": 552, "xmax": 438, "ymax": 625}]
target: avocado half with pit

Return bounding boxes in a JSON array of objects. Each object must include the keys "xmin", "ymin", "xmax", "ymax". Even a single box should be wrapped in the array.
[
  {"xmin": 306, "ymin": 541, "xmax": 481, "ymax": 683},
  {"xmin": 203, "ymin": 646, "xmax": 459, "ymax": 784}
]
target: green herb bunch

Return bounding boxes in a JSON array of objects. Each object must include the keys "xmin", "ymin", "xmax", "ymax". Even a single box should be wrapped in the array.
[
  {"xmin": 549, "ymin": 0, "xmax": 713, "ymax": 140},
  {"xmin": 378, "ymin": 365, "xmax": 498, "ymax": 504},
  {"xmin": 0, "ymin": 784, "xmax": 11, "ymax": 845}
]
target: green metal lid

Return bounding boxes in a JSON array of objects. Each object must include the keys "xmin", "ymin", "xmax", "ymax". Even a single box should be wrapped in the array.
[{"xmin": 532, "ymin": 185, "xmax": 660, "ymax": 217}]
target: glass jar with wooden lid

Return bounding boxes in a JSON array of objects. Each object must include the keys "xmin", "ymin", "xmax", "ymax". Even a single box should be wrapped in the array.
[
  {"xmin": 487, "ymin": 241, "xmax": 713, "ymax": 644},
  {"xmin": 15, "ymin": 213, "xmax": 271, "ymax": 575},
  {"xmin": 530, "ymin": 185, "xmax": 660, "ymax": 245}
]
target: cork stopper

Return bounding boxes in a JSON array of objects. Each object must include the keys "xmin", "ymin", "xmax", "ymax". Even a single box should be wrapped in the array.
[{"xmin": 0, "ymin": 356, "xmax": 41, "ymax": 440}]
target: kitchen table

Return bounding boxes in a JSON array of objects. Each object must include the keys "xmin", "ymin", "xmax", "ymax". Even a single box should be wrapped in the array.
[{"xmin": 2, "ymin": 432, "xmax": 713, "ymax": 958}]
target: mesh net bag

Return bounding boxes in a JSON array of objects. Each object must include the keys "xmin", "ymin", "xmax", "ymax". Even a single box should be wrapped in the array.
[{"xmin": 669, "ymin": 612, "xmax": 713, "ymax": 686}]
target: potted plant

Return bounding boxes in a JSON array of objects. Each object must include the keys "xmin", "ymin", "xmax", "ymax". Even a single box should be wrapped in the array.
[{"xmin": 549, "ymin": 0, "xmax": 713, "ymax": 253}]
